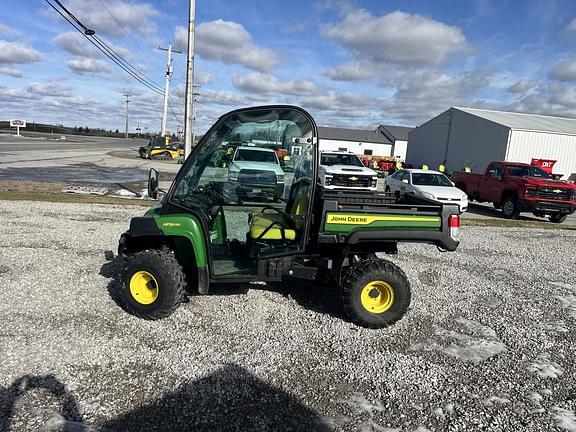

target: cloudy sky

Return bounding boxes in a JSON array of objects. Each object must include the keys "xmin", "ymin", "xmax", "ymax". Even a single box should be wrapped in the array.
[{"xmin": 2, "ymin": 0, "xmax": 576, "ymax": 134}]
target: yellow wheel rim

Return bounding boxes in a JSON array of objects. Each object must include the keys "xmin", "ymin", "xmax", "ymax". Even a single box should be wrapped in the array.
[
  {"xmin": 360, "ymin": 281, "xmax": 394, "ymax": 314},
  {"xmin": 129, "ymin": 271, "xmax": 159, "ymax": 305}
]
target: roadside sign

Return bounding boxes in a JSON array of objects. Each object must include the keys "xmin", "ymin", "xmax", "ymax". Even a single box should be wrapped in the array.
[
  {"xmin": 9, "ymin": 119, "xmax": 26, "ymax": 137},
  {"xmin": 9, "ymin": 119, "xmax": 26, "ymax": 128}
]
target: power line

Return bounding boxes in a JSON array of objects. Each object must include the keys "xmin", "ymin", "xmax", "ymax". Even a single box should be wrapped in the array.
[{"xmin": 45, "ymin": 0, "xmax": 164, "ymax": 96}]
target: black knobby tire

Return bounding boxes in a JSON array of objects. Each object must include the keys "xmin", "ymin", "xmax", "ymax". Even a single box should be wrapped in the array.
[
  {"xmin": 549, "ymin": 214, "xmax": 568, "ymax": 223},
  {"xmin": 341, "ymin": 258, "xmax": 411, "ymax": 329},
  {"xmin": 122, "ymin": 249, "xmax": 186, "ymax": 320},
  {"xmin": 501, "ymin": 196, "xmax": 519, "ymax": 219}
]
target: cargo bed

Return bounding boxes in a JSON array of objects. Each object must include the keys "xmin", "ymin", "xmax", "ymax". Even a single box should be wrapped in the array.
[{"xmin": 317, "ymin": 190, "xmax": 460, "ymax": 251}]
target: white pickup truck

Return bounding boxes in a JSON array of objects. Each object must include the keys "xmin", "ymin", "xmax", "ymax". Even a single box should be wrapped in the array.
[
  {"xmin": 319, "ymin": 151, "xmax": 378, "ymax": 192},
  {"xmin": 227, "ymin": 146, "xmax": 285, "ymax": 202}
]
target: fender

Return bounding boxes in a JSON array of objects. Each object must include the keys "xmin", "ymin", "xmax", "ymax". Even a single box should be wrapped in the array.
[{"xmin": 123, "ymin": 213, "xmax": 209, "ymax": 293}]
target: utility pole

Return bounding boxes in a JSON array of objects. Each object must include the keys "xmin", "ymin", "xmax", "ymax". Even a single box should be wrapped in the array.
[
  {"xmin": 184, "ymin": 0, "xmax": 196, "ymax": 159},
  {"xmin": 158, "ymin": 44, "xmax": 182, "ymax": 138},
  {"xmin": 123, "ymin": 93, "xmax": 130, "ymax": 138}
]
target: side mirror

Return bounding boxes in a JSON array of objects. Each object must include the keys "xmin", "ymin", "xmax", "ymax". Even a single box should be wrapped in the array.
[
  {"xmin": 148, "ymin": 168, "xmax": 159, "ymax": 200},
  {"xmin": 402, "ymin": 179, "xmax": 409, "ymax": 184}
]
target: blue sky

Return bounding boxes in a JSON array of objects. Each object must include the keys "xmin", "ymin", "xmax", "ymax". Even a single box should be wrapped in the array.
[{"xmin": 2, "ymin": 0, "xmax": 576, "ymax": 134}]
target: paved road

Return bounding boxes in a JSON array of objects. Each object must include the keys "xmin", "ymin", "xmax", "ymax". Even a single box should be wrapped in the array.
[{"xmin": 0, "ymin": 134, "xmax": 180, "ymax": 189}]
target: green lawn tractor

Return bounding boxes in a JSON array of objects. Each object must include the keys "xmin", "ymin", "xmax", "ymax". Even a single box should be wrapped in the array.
[{"xmin": 118, "ymin": 106, "xmax": 461, "ymax": 328}]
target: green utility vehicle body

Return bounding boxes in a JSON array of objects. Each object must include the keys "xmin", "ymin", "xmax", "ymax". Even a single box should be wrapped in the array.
[{"xmin": 117, "ymin": 105, "xmax": 460, "ymax": 328}]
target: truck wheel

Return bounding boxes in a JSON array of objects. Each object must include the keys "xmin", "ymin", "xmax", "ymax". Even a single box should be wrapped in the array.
[
  {"xmin": 549, "ymin": 214, "xmax": 567, "ymax": 223},
  {"xmin": 501, "ymin": 197, "xmax": 519, "ymax": 219},
  {"xmin": 122, "ymin": 249, "xmax": 185, "ymax": 319},
  {"xmin": 341, "ymin": 258, "xmax": 411, "ymax": 329}
]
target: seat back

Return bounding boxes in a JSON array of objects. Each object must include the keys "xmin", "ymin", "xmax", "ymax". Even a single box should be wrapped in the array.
[{"xmin": 286, "ymin": 177, "xmax": 311, "ymax": 230}]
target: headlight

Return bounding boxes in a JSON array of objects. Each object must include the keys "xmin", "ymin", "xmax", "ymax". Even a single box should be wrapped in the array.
[
  {"xmin": 228, "ymin": 170, "xmax": 239, "ymax": 180},
  {"xmin": 421, "ymin": 191, "xmax": 436, "ymax": 200},
  {"xmin": 277, "ymin": 174, "xmax": 284, "ymax": 183},
  {"xmin": 461, "ymin": 194, "xmax": 468, "ymax": 201},
  {"xmin": 371, "ymin": 177, "xmax": 378, "ymax": 187},
  {"xmin": 525, "ymin": 187, "xmax": 537, "ymax": 197},
  {"xmin": 325, "ymin": 175, "xmax": 333, "ymax": 186}
]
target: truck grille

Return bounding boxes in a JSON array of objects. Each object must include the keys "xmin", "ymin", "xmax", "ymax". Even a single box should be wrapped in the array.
[
  {"xmin": 238, "ymin": 169, "xmax": 276, "ymax": 186},
  {"xmin": 332, "ymin": 174, "xmax": 373, "ymax": 188},
  {"xmin": 536, "ymin": 186, "xmax": 573, "ymax": 201}
]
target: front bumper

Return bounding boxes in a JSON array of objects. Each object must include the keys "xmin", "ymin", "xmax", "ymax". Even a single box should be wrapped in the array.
[{"xmin": 518, "ymin": 199, "xmax": 576, "ymax": 215}]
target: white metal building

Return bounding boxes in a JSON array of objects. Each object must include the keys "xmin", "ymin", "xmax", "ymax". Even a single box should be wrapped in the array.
[
  {"xmin": 378, "ymin": 125, "xmax": 412, "ymax": 161},
  {"xmin": 317, "ymin": 126, "xmax": 393, "ymax": 158},
  {"xmin": 408, "ymin": 107, "xmax": 576, "ymax": 179}
]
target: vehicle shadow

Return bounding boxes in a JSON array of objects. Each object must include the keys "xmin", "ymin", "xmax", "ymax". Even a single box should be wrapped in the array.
[
  {"xmin": 0, "ymin": 365, "xmax": 332, "ymax": 432},
  {"xmin": 265, "ymin": 278, "xmax": 349, "ymax": 324},
  {"xmin": 99, "ymin": 251, "xmax": 129, "ymax": 313},
  {"xmin": 466, "ymin": 202, "xmax": 545, "ymax": 222}
]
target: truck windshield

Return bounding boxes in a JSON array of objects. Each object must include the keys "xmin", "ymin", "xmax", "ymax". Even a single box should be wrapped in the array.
[
  {"xmin": 321, "ymin": 154, "xmax": 363, "ymax": 167},
  {"xmin": 506, "ymin": 165, "xmax": 551, "ymax": 178},
  {"xmin": 412, "ymin": 173, "xmax": 453, "ymax": 186},
  {"xmin": 234, "ymin": 149, "xmax": 278, "ymax": 163}
]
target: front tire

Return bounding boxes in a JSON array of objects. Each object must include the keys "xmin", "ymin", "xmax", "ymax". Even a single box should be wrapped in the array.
[
  {"xmin": 122, "ymin": 250, "xmax": 185, "ymax": 319},
  {"xmin": 549, "ymin": 214, "xmax": 568, "ymax": 223},
  {"xmin": 341, "ymin": 258, "xmax": 411, "ymax": 329},
  {"xmin": 501, "ymin": 197, "xmax": 519, "ymax": 219}
]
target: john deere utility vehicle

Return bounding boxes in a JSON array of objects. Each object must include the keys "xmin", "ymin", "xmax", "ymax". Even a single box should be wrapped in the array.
[
  {"xmin": 138, "ymin": 136, "xmax": 182, "ymax": 160},
  {"xmin": 118, "ymin": 106, "xmax": 461, "ymax": 328}
]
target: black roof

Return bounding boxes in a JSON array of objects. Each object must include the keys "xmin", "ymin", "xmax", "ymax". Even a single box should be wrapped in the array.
[
  {"xmin": 317, "ymin": 126, "xmax": 392, "ymax": 144},
  {"xmin": 378, "ymin": 125, "xmax": 413, "ymax": 141}
]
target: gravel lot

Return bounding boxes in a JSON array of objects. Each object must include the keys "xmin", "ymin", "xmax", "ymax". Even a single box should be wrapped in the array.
[{"xmin": 1, "ymin": 199, "xmax": 575, "ymax": 432}]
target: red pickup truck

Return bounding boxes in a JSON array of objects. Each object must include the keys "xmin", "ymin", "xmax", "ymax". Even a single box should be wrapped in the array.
[{"xmin": 453, "ymin": 161, "xmax": 576, "ymax": 223}]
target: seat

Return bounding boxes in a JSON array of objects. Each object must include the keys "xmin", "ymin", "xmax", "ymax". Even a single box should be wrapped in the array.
[
  {"xmin": 249, "ymin": 213, "xmax": 296, "ymax": 240},
  {"xmin": 248, "ymin": 178, "xmax": 311, "ymax": 242}
]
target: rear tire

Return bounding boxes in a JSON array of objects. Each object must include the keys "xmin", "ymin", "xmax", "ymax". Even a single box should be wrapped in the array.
[
  {"xmin": 549, "ymin": 214, "xmax": 568, "ymax": 223},
  {"xmin": 341, "ymin": 258, "xmax": 411, "ymax": 329},
  {"xmin": 122, "ymin": 249, "xmax": 185, "ymax": 319},
  {"xmin": 501, "ymin": 196, "xmax": 519, "ymax": 219}
]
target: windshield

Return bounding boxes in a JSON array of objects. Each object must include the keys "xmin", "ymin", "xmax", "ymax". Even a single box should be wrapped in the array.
[
  {"xmin": 234, "ymin": 149, "xmax": 278, "ymax": 163},
  {"xmin": 170, "ymin": 107, "xmax": 315, "ymax": 211},
  {"xmin": 506, "ymin": 165, "xmax": 551, "ymax": 178},
  {"xmin": 412, "ymin": 173, "xmax": 453, "ymax": 186},
  {"xmin": 321, "ymin": 153, "xmax": 364, "ymax": 167}
]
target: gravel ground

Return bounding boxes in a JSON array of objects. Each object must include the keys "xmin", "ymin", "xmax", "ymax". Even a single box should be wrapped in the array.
[{"xmin": 0, "ymin": 199, "xmax": 575, "ymax": 432}]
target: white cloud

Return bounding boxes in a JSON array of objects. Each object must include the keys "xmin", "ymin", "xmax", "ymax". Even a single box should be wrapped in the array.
[
  {"xmin": 507, "ymin": 80, "xmax": 538, "ymax": 94},
  {"xmin": 511, "ymin": 82, "xmax": 576, "ymax": 117},
  {"xmin": 54, "ymin": 31, "xmax": 99, "ymax": 57},
  {"xmin": 379, "ymin": 69, "xmax": 493, "ymax": 124},
  {"xmin": 175, "ymin": 20, "xmax": 281, "ymax": 72},
  {"xmin": 324, "ymin": 62, "xmax": 381, "ymax": 81},
  {"xmin": 0, "ymin": 65, "xmax": 23, "ymax": 77},
  {"xmin": 67, "ymin": 57, "xmax": 110, "ymax": 75},
  {"xmin": 567, "ymin": 17, "xmax": 576, "ymax": 32},
  {"xmin": 0, "ymin": 40, "xmax": 42, "ymax": 64},
  {"xmin": 26, "ymin": 82, "xmax": 73, "ymax": 97},
  {"xmin": 63, "ymin": 0, "xmax": 159, "ymax": 37},
  {"xmin": 323, "ymin": 9, "xmax": 470, "ymax": 65},
  {"xmin": 549, "ymin": 59, "xmax": 576, "ymax": 81},
  {"xmin": 0, "ymin": 24, "xmax": 20, "ymax": 37},
  {"xmin": 232, "ymin": 72, "xmax": 318, "ymax": 96}
]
